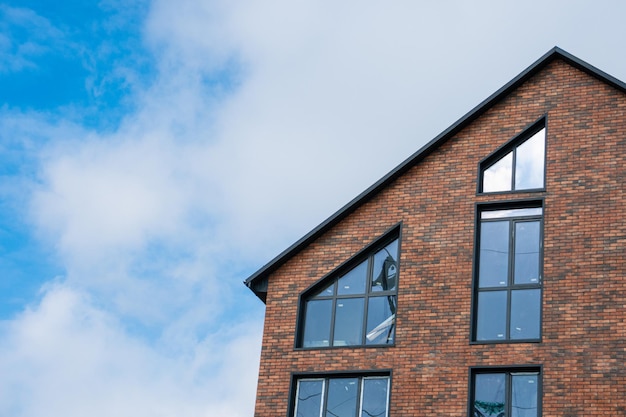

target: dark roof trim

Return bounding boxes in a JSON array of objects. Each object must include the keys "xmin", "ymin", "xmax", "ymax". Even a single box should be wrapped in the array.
[{"xmin": 244, "ymin": 47, "xmax": 626, "ymax": 302}]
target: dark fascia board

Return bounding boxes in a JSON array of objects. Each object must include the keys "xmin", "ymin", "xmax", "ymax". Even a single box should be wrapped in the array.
[{"xmin": 244, "ymin": 46, "xmax": 626, "ymax": 302}]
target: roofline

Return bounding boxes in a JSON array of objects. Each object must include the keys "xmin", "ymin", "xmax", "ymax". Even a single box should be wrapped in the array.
[{"xmin": 244, "ymin": 46, "xmax": 626, "ymax": 302}]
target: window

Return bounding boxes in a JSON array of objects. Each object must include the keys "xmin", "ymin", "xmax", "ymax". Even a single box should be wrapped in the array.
[
  {"xmin": 473, "ymin": 205, "xmax": 542, "ymax": 342},
  {"xmin": 470, "ymin": 368, "xmax": 541, "ymax": 417},
  {"xmin": 298, "ymin": 231, "xmax": 399, "ymax": 348},
  {"xmin": 293, "ymin": 375, "xmax": 390, "ymax": 417},
  {"xmin": 480, "ymin": 123, "xmax": 546, "ymax": 193}
]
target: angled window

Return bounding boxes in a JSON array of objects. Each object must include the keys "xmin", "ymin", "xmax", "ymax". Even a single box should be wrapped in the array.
[
  {"xmin": 480, "ymin": 122, "xmax": 546, "ymax": 193},
  {"xmin": 472, "ymin": 204, "xmax": 543, "ymax": 342},
  {"xmin": 293, "ymin": 374, "xmax": 390, "ymax": 417},
  {"xmin": 470, "ymin": 367, "xmax": 541, "ymax": 417},
  {"xmin": 298, "ymin": 229, "xmax": 400, "ymax": 348}
]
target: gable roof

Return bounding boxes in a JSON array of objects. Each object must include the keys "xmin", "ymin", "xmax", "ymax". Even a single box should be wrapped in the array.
[{"xmin": 244, "ymin": 47, "xmax": 626, "ymax": 303}]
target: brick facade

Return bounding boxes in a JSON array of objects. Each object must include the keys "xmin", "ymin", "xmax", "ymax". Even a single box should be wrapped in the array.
[{"xmin": 247, "ymin": 51, "xmax": 626, "ymax": 416}]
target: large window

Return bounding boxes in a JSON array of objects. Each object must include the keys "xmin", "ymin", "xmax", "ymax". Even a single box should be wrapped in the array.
[
  {"xmin": 480, "ymin": 123, "xmax": 545, "ymax": 193},
  {"xmin": 473, "ymin": 205, "xmax": 543, "ymax": 342},
  {"xmin": 298, "ymin": 231, "xmax": 399, "ymax": 348},
  {"xmin": 470, "ymin": 368, "xmax": 541, "ymax": 417},
  {"xmin": 293, "ymin": 375, "xmax": 390, "ymax": 417}
]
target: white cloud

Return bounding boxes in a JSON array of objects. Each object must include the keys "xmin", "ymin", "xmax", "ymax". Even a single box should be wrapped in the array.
[
  {"xmin": 33, "ymin": 137, "xmax": 191, "ymax": 258},
  {"xmin": 28, "ymin": 130, "xmax": 248, "ymax": 324},
  {"xmin": 0, "ymin": 284, "xmax": 262, "ymax": 417}
]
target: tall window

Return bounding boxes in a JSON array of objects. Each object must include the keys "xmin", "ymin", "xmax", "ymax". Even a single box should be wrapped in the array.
[
  {"xmin": 471, "ymin": 368, "xmax": 541, "ymax": 417},
  {"xmin": 293, "ymin": 375, "xmax": 390, "ymax": 417},
  {"xmin": 298, "ymin": 231, "xmax": 399, "ymax": 348},
  {"xmin": 480, "ymin": 123, "xmax": 546, "ymax": 193},
  {"xmin": 473, "ymin": 205, "xmax": 543, "ymax": 342}
]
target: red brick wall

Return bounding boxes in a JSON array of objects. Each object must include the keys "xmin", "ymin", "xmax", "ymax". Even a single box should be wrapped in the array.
[{"xmin": 253, "ymin": 59, "xmax": 626, "ymax": 416}]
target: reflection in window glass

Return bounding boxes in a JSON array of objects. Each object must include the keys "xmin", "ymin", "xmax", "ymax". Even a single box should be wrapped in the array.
[
  {"xmin": 471, "ymin": 371, "xmax": 539, "ymax": 417},
  {"xmin": 372, "ymin": 240, "xmax": 399, "ymax": 292},
  {"xmin": 479, "ymin": 221, "xmax": 510, "ymax": 288},
  {"xmin": 481, "ymin": 126, "xmax": 545, "ymax": 193},
  {"xmin": 299, "ymin": 236, "xmax": 399, "ymax": 348},
  {"xmin": 333, "ymin": 298, "xmax": 364, "ymax": 346},
  {"xmin": 294, "ymin": 376, "xmax": 390, "ymax": 417},
  {"xmin": 515, "ymin": 129, "xmax": 545, "ymax": 191},
  {"xmin": 326, "ymin": 378, "xmax": 358, "ymax": 417},
  {"xmin": 512, "ymin": 374, "xmax": 538, "ymax": 417},
  {"xmin": 483, "ymin": 152, "xmax": 513, "ymax": 192},
  {"xmin": 295, "ymin": 379, "xmax": 323, "ymax": 417},
  {"xmin": 481, "ymin": 207, "xmax": 542, "ymax": 219},
  {"xmin": 361, "ymin": 378, "xmax": 389, "ymax": 417},
  {"xmin": 474, "ymin": 373, "xmax": 505, "ymax": 417},
  {"xmin": 510, "ymin": 289, "xmax": 541, "ymax": 340},
  {"xmin": 473, "ymin": 371, "xmax": 540, "ymax": 417},
  {"xmin": 365, "ymin": 296, "xmax": 396, "ymax": 345},
  {"xmin": 514, "ymin": 221, "xmax": 540, "ymax": 284},
  {"xmin": 477, "ymin": 291, "xmax": 507, "ymax": 340},
  {"xmin": 303, "ymin": 299, "xmax": 332, "ymax": 347},
  {"xmin": 312, "ymin": 281, "xmax": 335, "ymax": 298},
  {"xmin": 337, "ymin": 261, "xmax": 367, "ymax": 295}
]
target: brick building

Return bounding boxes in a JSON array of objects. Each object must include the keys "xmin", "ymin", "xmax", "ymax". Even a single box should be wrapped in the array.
[{"xmin": 244, "ymin": 47, "xmax": 626, "ymax": 417}]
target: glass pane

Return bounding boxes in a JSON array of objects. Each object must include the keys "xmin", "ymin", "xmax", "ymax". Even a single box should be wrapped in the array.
[
  {"xmin": 302, "ymin": 299, "xmax": 332, "ymax": 347},
  {"xmin": 510, "ymin": 289, "xmax": 541, "ymax": 340},
  {"xmin": 512, "ymin": 373, "xmax": 538, "ymax": 417},
  {"xmin": 474, "ymin": 373, "xmax": 506, "ymax": 417},
  {"xmin": 483, "ymin": 152, "xmax": 513, "ymax": 192},
  {"xmin": 361, "ymin": 377, "xmax": 389, "ymax": 417},
  {"xmin": 479, "ymin": 221, "xmax": 510, "ymax": 287},
  {"xmin": 295, "ymin": 379, "xmax": 324, "ymax": 417},
  {"xmin": 333, "ymin": 298, "xmax": 365, "ymax": 346},
  {"xmin": 365, "ymin": 296, "xmax": 396, "ymax": 345},
  {"xmin": 371, "ymin": 239, "xmax": 399, "ymax": 292},
  {"xmin": 326, "ymin": 378, "xmax": 358, "ymax": 417},
  {"xmin": 514, "ymin": 221, "xmax": 541, "ymax": 284},
  {"xmin": 337, "ymin": 261, "xmax": 367, "ymax": 295},
  {"xmin": 481, "ymin": 207, "xmax": 542, "ymax": 219},
  {"xmin": 312, "ymin": 281, "xmax": 335, "ymax": 298},
  {"xmin": 476, "ymin": 291, "xmax": 507, "ymax": 341},
  {"xmin": 515, "ymin": 128, "xmax": 545, "ymax": 190}
]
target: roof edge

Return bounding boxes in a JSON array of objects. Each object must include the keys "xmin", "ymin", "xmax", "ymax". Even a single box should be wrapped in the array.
[{"xmin": 244, "ymin": 46, "xmax": 626, "ymax": 303}]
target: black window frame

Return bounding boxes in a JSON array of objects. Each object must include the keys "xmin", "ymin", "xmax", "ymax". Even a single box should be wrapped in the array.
[
  {"xmin": 478, "ymin": 117, "xmax": 547, "ymax": 195},
  {"xmin": 289, "ymin": 370, "xmax": 392, "ymax": 417},
  {"xmin": 295, "ymin": 224, "xmax": 402, "ymax": 349},
  {"xmin": 471, "ymin": 200, "xmax": 544, "ymax": 344},
  {"xmin": 468, "ymin": 366, "xmax": 542, "ymax": 417}
]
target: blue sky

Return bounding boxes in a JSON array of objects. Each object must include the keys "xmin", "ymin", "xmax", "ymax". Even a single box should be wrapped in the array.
[{"xmin": 1, "ymin": 1, "xmax": 626, "ymax": 416}]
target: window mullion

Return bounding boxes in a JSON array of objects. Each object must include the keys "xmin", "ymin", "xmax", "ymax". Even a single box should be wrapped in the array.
[
  {"xmin": 329, "ymin": 298, "xmax": 337, "ymax": 347},
  {"xmin": 507, "ymin": 220, "xmax": 515, "ymax": 340},
  {"xmin": 510, "ymin": 219, "xmax": 516, "ymax": 287},
  {"xmin": 367, "ymin": 254, "xmax": 375, "ymax": 293},
  {"xmin": 506, "ymin": 373, "xmax": 512, "ymax": 417},
  {"xmin": 362, "ymin": 256, "xmax": 373, "ymax": 345},
  {"xmin": 321, "ymin": 379, "xmax": 328, "ymax": 417},
  {"xmin": 536, "ymin": 217, "xmax": 542, "ymax": 285},
  {"xmin": 506, "ymin": 289, "xmax": 512, "ymax": 341},
  {"xmin": 511, "ymin": 147, "xmax": 517, "ymax": 191},
  {"xmin": 362, "ymin": 297, "xmax": 370, "ymax": 345},
  {"xmin": 331, "ymin": 281, "xmax": 340, "ymax": 346},
  {"xmin": 357, "ymin": 378, "xmax": 364, "ymax": 417}
]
